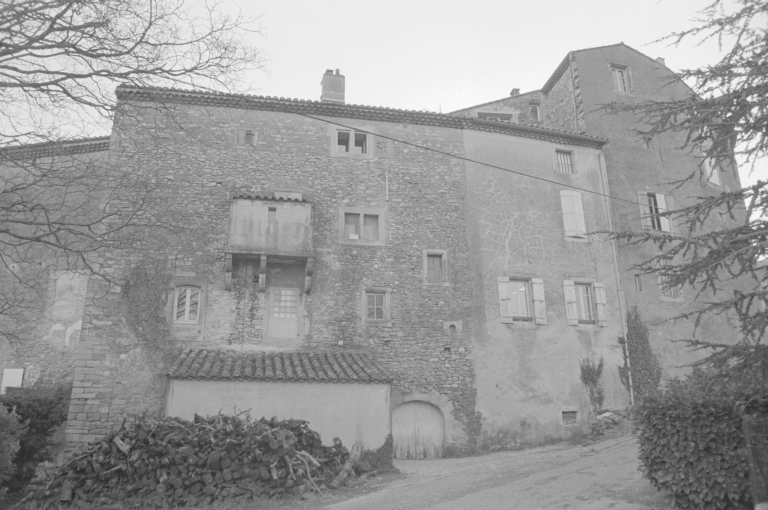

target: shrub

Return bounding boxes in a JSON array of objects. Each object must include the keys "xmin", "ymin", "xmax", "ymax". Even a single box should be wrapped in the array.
[
  {"xmin": 619, "ymin": 307, "xmax": 661, "ymax": 403},
  {"xmin": 0, "ymin": 405, "xmax": 24, "ymax": 484},
  {"xmin": 0, "ymin": 384, "xmax": 70, "ymax": 493},
  {"xmin": 636, "ymin": 349, "xmax": 768, "ymax": 509}
]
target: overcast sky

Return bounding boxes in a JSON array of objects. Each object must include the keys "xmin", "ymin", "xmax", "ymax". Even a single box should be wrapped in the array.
[{"xmin": 228, "ymin": 0, "xmax": 764, "ymax": 184}]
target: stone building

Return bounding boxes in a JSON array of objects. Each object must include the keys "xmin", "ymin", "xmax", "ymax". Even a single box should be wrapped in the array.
[{"xmin": 0, "ymin": 44, "xmax": 745, "ymax": 457}]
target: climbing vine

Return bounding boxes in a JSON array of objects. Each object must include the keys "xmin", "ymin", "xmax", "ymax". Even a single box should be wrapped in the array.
[
  {"xmin": 579, "ymin": 357, "xmax": 605, "ymax": 414},
  {"xmin": 619, "ymin": 307, "xmax": 661, "ymax": 403}
]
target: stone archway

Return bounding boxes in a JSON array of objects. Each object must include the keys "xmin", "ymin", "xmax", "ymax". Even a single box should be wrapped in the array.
[{"xmin": 392, "ymin": 401, "xmax": 444, "ymax": 459}]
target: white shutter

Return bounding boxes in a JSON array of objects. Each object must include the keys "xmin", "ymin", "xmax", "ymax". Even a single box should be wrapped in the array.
[
  {"xmin": 497, "ymin": 277, "xmax": 512, "ymax": 320},
  {"xmin": 638, "ymin": 192, "xmax": 652, "ymax": 229},
  {"xmin": 657, "ymin": 194, "xmax": 671, "ymax": 232},
  {"xmin": 560, "ymin": 190, "xmax": 578, "ymax": 237},
  {"xmin": 573, "ymin": 191, "xmax": 586, "ymax": 236},
  {"xmin": 1, "ymin": 368, "xmax": 24, "ymax": 394},
  {"xmin": 563, "ymin": 280, "xmax": 579, "ymax": 325},
  {"xmin": 706, "ymin": 160, "xmax": 721, "ymax": 186},
  {"xmin": 531, "ymin": 278, "xmax": 547, "ymax": 325},
  {"xmin": 594, "ymin": 282, "xmax": 607, "ymax": 327}
]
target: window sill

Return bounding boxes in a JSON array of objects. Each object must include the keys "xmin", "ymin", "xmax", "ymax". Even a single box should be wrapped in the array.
[
  {"xmin": 659, "ymin": 295, "xmax": 685, "ymax": 303},
  {"xmin": 423, "ymin": 281, "xmax": 450, "ymax": 287},
  {"xmin": 565, "ymin": 236, "xmax": 589, "ymax": 243},
  {"xmin": 340, "ymin": 238, "xmax": 386, "ymax": 247},
  {"xmin": 363, "ymin": 320, "xmax": 392, "ymax": 328},
  {"xmin": 500, "ymin": 318, "xmax": 536, "ymax": 328},
  {"xmin": 331, "ymin": 152, "xmax": 374, "ymax": 160}
]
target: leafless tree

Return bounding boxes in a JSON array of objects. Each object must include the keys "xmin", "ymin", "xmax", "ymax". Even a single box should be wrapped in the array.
[
  {"xmin": 0, "ymin": 0, "xmax": 266, "ymax": 341},
  {"xmin": 604, "ymin": 0, "xmax": 768, "ymax": 360}
]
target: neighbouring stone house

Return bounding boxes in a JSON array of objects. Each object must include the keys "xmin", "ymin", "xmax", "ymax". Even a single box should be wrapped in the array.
[{"xmin": 0, "ymin": 44, "xmax": 746, "ymax": 458}]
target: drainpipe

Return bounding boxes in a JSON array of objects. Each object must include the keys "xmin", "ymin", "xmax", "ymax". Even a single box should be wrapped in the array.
[{"xmin": 597, "ymin": 148, "xmax": 635, "ymax": 406}]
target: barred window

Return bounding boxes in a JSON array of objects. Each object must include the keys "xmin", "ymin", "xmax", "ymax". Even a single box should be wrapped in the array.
[
  {"xmin": 556, "ymin": 150, "xmax": 574, "ymax": 174},
  {"xmin": 174, "ymin": 285, "xmax": 201, "ymax": 323}
]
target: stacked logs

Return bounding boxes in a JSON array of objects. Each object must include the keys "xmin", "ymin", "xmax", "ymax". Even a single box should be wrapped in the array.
[{"xmin": 31, "ymin": 414, "xmax": 351, "ymax": 508}]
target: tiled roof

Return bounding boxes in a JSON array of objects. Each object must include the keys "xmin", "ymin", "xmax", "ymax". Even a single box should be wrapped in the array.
[
  {"xmin": 168, "ymin": 349, "xmax": 391, "ymax": 384},
  {"xmin": 0, "ymin": 136, "xmax": 110, "ymax": 160},
  {"xmin": 232, "ymin": 193, "xmax": 306, "ymax": 202},
  {"xmin": 115, "ymin": 85, "xmax": 607, "ymax": 149},
  {"xmin": 448, "ymin": 89, "xmax": 543, "ymax": 115}
]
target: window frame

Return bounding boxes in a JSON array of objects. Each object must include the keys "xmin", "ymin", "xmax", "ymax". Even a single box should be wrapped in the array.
[
  {"xmin": 331, "ymin": 126, "xmax": 374, "ymax": 159},
  {"xmin": 236, "ymin": 128, "xmax": 257, "ymax": 147},
  {"xmin": 423, "ymin": 249, "xmax": 449, "ymax": 286},
  {"xmin": 528, "ymin": 103, "xmax": 541, "ymax": 123},
  {"xmin": 639, "ymin": 192, "xmax": 673, "ymax": 232},
  {"xmin": 564, "ymin": 279, "xmax": 607, "ymax": 327},
  {"xmin": 554, "ymin": 149, "xmax": 575, "ymax": 174},
  {"xmin": 657, "ymin": 258, "xmax": 684, "ymax": 302},
  {"xmin": 173, "ymin": 284, "xmax": 202, "ymax": 324},
  {"xmin": 338, "ymin": 207, "xmax": 387, "ymax": 246},
  {"xmin": 574, "ymin": 282, "xmax": 595, "ymax": 324},
  {"xmin": 610, "ymin": 65, "xmax": 632, "ymax": 94},
  {"xmin": 705, "ymin": 159, "xmax": 721, "ymax": 186},
  {"xmin": 362, "ymin": 287, "xmax": 392, "ymax": 326},
  {"xmin": 498, "ymin": 277, "xmax": 547, "ymax": 325},
  {"xmin": 561, "ymin": 410, "xmax": 579, "ymax": 426}
]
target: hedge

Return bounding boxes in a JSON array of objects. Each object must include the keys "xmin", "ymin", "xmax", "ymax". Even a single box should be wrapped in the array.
[{"xmin": 637, "ymin": 390, "xmax": 768, "ymax": 509}]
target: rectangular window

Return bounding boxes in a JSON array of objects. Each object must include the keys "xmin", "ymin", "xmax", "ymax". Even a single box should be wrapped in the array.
[
  {"xmin": 237, "ymin": 129, "xmax": 256, "ymax": 146},
  {"xmin": 273, "ymin": 288, "xmax": 298, "ymax": 318},
  {"xmin": 634, "ymin": 275, "xmax": 643, "ymax": 291},
  {"xmin": 611, "ymin": 66, "xmax": 630, "ymax": 93},
  {"xmin": 363, "ymin": 288, "xmax": 391, "ymax": 325},
  {"xmin": 562, "ymin": 411, "xmax": 578, "ymax": 426},
  {"xmin": 427, "ymin": 254, "xmax": 443, "ymax": 283},
  {"xmin": 706, "ymin": 159, "xmax": 721, "ymax": 186},
  {"xmin": 337, "ymin": 130, "xmax": 351, "ymax": 153},
  {"xmin": 344, "ymin": 213, "xmax": 360, "ymax": 239},
  {"xmin": 529, "ymin": 104, "xmax": 540, "ymax": 122},
  {"xmin": 174, "ymin": 285, "xmax": 201, "ymax": 323},
  {"xmin": 354, "ymin": 132, "xmax": 368, "ymax": 154},
  {"xmin": 639, "ymin": 192, "xmax": 671, "ymax": 232},
  {"xmin": 498, "ymin": 279, "xmax": 531, "ymax": 320},
  {"xmin": 560, "ymin": 190, "xmax": 587, "ymax": 238},
  {"xmin": 575, "ymin": 283, "xmax": 594, "ymax": 323},
  {"xmin": 643, "ymin": 137, "xmax": 652, "ymax": 149},
  {"xmin": 658, "ymin": 258, "xmax": 681, "ymax": 299},
  {"xmin": 555, "ymin": 150, "xmax": 574, "ymax": 174},
  {"xmin": 362, "ymin": 214, "xmax": 379, "ymax": 240}
]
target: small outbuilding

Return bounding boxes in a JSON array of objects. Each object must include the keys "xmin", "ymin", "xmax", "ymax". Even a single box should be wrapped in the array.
[{"xmin": 165, "ymin": 349, "xmax": 392, "ymax": 449}]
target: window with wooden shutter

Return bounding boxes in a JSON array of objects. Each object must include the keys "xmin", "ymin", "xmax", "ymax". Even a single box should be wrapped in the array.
[
  {"xmin": 657, "ymin": 258, "xmax": 682, "ymax": 299},
  {"xmin": 531, "ymin": 278, "xmax": 547, "ymax": 325},
  {"xmin": 423, "ymin": 250, "xmax": 448, "ymax": 285},
  {"xmin": 638, "ymin": 192, "xmax": 671, "ymax": 232},
  {"xmin": 498, "ymin": 277, "xmax": 532, "ymax": 322},
  {"xmin": 611, "ymin": 66, "xmax": 631, "ymax": 93},
  {"xmin": 560, "ymin": 190, "xmax": 587, "ymax": 238},
  {"xmin": 574, "ymin": 283, "xmax": 594, "ymax": 323},
  {"xmin": 563, "ymin": 280, "xmax": 579, "ymax": 326}
]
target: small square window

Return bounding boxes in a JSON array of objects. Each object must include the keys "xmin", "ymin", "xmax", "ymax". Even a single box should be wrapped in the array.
[
  {"xmin": 332, "ymin": 128, "xmax": 372, "ymax": 159},
  {"xmin": 562, "ymin": 411, "xmax": 578, "ymax": 426},
  {"xmin": 339, "ymin": 208, "xmax": 386, "ymax": 246},
  {"xmin": 611, "ymin": 66, "xmax": 631, "ymax": 94},
  {"xmin": 555, "ymin": 150, "xmax": 574, "ymax": 174},
  {"xmin": 236, "ymin": 129, "xmax": 256, "ymax": 147},
  {"xmin": 529, "ymin": 104, "xmax": 540, "ymax": 122},
  {"xmin": 174, "ymin": 285, "xmax": 201, "ymax": 323}
]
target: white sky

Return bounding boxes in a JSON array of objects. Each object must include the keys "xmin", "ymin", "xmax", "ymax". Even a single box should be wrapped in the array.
[{"xmin": 230, "ymin": 0, "xmax": 765, "ymax": 186}]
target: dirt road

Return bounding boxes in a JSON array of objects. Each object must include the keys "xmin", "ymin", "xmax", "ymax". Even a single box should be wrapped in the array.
[{"xmin": 325, "ymin": 436, "xmax": 673, "ymax": 510}]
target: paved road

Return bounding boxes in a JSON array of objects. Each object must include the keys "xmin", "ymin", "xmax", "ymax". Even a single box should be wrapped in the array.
[{"xmin": 326, "ymin": 436, "xmax": 673, "ymax": 510}]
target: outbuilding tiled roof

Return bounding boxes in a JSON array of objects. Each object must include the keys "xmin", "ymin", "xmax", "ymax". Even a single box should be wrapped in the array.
[
  {"xmin": 115, "ymin": 85, "xmax": 607, "ymax": 149},
  {"xmin": 232, "ymin": 193, "xmax": 306, "ymax": 202},
  {"xmin": 1, "ymin": 136, "xmax": 110, "ymax": 160},
  {"xmin": 168, "ymin": 349, "xmax": 391, "ymax": 384}
]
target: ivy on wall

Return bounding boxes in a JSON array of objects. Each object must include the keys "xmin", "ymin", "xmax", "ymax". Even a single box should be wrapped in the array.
[
  {"xmin": 619, "ymin": 307, "xmax": 662, "ymax": 403},
  {"xmin": 580, "ymin": 357, "xmax": 605, "ymax": 414}
]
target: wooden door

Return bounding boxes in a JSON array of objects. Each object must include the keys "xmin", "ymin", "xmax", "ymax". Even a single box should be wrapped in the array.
[{"xmin": 392, "ymin": 401, "xmax": 444, "ymax": 459}]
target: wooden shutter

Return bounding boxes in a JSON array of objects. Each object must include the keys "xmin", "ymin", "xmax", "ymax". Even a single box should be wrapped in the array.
[
  {"xmin": 497, "ymin": 277, "xmax": 512, "ymax": 320},
  {"xmin": 563, "ymin": 280, "xmax": 578, "ymax": 325},
  {"xmin": 594, "ymin": 282, "xmax": 607, "ymax": 327},
  {"xmin": 560, "ymin": 190, "xmax": 578, "ymax": 237},
  {"xmin": 573, "ymin": 191, "xmax": 586, "ymax": 236},
  {"xmin": 531, "ymin": 278, "xmax": 547, "ymax": 325},
  {"xmin": 638, "ymin": 192, "xmax": 652, "ymax": 229},
  {"xmin": 657, "ymin": 194, "xmax": 671, "ymax": 232}
]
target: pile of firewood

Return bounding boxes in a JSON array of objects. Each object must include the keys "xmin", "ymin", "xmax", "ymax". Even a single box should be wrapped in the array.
[{"xmin": 27, "ymin": 414, "xmax": 356, "ymax": 508}]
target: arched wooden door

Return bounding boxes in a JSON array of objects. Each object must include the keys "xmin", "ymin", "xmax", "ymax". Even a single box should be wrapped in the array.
[{"xmin": 392, "ymin": 401, "xmax": 445, "ymax": 459}]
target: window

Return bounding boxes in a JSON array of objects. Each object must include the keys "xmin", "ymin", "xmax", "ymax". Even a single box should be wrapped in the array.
[
  {"xmin": 423, "ymin": 250, "xmax": 448, "ymax": 285},
  {"xmin": 611, "ymin": 66, "xmax": 631, "ymax": 94},
  {"xmin": 705, "ymin": 159, "xmax": 721, "ymax": 186},
  {"xmin": 339, "ymin": 207, "xmax": 386, "ymax": 246},
  {"xmin": 268, "ymin": 207, "xmax": 277, "ymax": 222},
  {"xmin": 236, "ymin": 129, "xmax": 256, "ymax": 146},
  {"xmin": 529, "ymin": 103, "xmax": 540, "ymax": 122},
  {"xmin": 564, "ymin": 280, "xmax": 607, "ymax": 326},
  {"xmin": 643, "ymin": 137, "xmax": 652, "ymax": 149},
  {"xmin": 498, "ymin": 277, "xmax": 546, "ymax": 324},
  {"xmin": 562, "ymin": 411, "xmax": 578, "ymax": 426},
  {"xmin": 639, "ymin": 192, "xmax": 672, "ymax": 232},
  {"xmin": 559, "ymin": 190, "xmax": 587, "ymax": 239},
  {"xmin": 174, "ymin": 285, "xmax": 201, "ymax": 323},
  {"xmin": 1, "ymin": 368, "xmax": 24, "ymax": 394},
  {"xmin": 574, "ymin": 283, "xmax": 595, "ymax": 323},
  {"xmin": 555, "ymin": 150, "xmax": 574, "ymax": 174},
  {"xmin": 333, "ymin": 128, "xmax": 372, "ymax": 158},
  {"xmin": 634, "ymin": 275, "xmax": 643, "ymax": 291},
  {"xmin": 272, "ymin": 288, "xmax": 298, "ymax": 318},
  {"xmin": 363, "ymin": 288, "xmax": 391, "ymax": 325},
  {"xmin": 657, "ymin": 258, "xmax": 682, "ymax": 300}
]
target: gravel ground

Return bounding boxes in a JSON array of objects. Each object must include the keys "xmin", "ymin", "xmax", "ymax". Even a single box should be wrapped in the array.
[{"xmin": 323, "ymin": 434, "xmax": 674, "ymax": 510}]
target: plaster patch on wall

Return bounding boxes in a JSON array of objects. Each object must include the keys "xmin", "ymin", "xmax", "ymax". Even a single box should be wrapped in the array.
[{"xmin": 47, "ymin": 272, "xmax": 88, "ymax": 349}]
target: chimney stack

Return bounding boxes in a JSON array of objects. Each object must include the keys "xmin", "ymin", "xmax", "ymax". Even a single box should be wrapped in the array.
[
  {"xmin": 321, "ymin": 69, "xmax": 345, "ymax": 104},
  {"xmin": 510, "ymin": 88, "xmax": 520, "ymax": 96},
  {"xmin": 655, "ymin": 57, "xmax": 666, "ymax": 67}
]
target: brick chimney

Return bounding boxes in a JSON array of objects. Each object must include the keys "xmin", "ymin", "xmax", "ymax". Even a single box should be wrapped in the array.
[
  {"xmin": 510, "ymin": 88, "xmax": 520, "ymax": 96},
  {"xmin": 321, "ymin": 69, "xmax": 345, "ymax": 104},
  {"xmin": 655, "ymin": 57, "xmax": 666, "ymax": 67}
]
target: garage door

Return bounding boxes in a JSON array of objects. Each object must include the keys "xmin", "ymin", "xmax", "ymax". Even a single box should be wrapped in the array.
[{"xmin": 392, "ymin": 401, "xmax": 444, "ymax": 459}]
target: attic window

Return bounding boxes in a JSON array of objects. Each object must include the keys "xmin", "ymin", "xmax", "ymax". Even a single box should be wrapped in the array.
[{"xmin": 529, "ymin": 104, "xmax": 540, "ymax": 122}]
